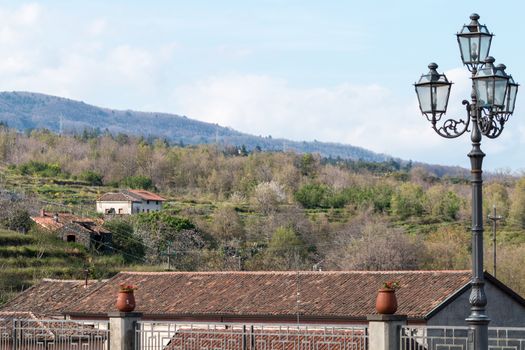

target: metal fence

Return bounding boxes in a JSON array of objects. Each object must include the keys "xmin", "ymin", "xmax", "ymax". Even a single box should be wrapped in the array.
[
  {"xmin": 0, "ymin": 318, "xmax": 109, "ymax": 350},
  {"xmin": 400, "ymin": 326, "xmax": 525, "ymax": 350},
  {"xmin": 489, "ymin": 327, "xmax": 525, "ymax": 350},
  {"xmin": 136, "ymin": 321, "xmax": 368, "ymax": 350}
]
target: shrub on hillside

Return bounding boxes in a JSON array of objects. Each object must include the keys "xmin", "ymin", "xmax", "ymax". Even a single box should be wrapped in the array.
[
  {"xmin": 391, "ymin": 183, "xmax": 426, "ymax": 219},
  {"xmin": 294, "ymin": 183, "xmax": 330, "ymax": 209},
  {"xmin": 18, "ymin": 161, "xmax": 66, "ymax": 178},
  {"xmin": 2, "ymin": 208, "xmax": 32, "ymax": 233},
  {"xmin": 121, "ymin": 175, "xmax": 153, "ymax": 190},
  {"xmin": 0, "ymin": 200, "xmax": 32, "ymax": 234},
  {"xmin": 80, "ymin": 170, "xmax": 103, "ymax": 186},
  {"xmin": 103, "ymin": 220, "xmax": 145, "ymax": 263}
]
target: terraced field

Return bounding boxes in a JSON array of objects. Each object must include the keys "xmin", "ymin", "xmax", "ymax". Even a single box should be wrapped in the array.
[{"xmin": 0, "ymin": 228, "xmax": 125, "ymax": 304}]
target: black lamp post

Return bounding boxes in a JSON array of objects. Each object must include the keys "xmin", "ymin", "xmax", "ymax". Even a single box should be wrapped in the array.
[{"xmin": 414, "ymin": 14, "xmax": 518, "ymax": 350}]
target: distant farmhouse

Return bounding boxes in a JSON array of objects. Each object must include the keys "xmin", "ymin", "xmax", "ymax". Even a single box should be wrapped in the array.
[
  {"xmin": 96, "ymin": 190, "xmax": 165, "ymax": 215},
  {"xmin": 31, "ymin": 210, "xmax": 112, "ymax": 252}
]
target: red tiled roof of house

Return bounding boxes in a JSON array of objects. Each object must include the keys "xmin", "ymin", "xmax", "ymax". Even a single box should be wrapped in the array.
[
  {"xmin": 31, "ymin": 212, "xmax": 110, "ymax": 235},
  {"xmin": 0, "ymin": 279, "xmax": 103, "ymax": 317},
  {"xmin": 164, "ymin": 326, "xmax": 366, "ymax": 350},
  {"xmin": 65, "ymin": 271, "xmax": 474, "ymax": 320},
  {"xmin": 0, "ymin": 311, "xmax": 40, "ymax": 322},
  {"xmin": 31, "ymin": 216, "xmax": 63, "ymax": 231},
  {"xmin": 96, "ymin": 192, "xmax": 138, "ymax": 202},
  {"xmin": 125, "ymin": 190, "xmax": 166, "ymax": 201}
]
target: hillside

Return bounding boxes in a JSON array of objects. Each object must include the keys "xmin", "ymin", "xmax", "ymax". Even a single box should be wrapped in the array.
[
  {"xmin": 0, "ymin": 128, "xmax": 523, "ymax": 301},
  {"xmin": 0, "ymin": 91, "xmax": 388, "ymax": 162},
  {"xmin": 0, "ymin": 228, "xmax": 125, "ymax": 303}
]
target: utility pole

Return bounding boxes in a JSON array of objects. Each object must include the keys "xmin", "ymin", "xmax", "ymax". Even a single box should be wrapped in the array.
[
  {"xmin": 487, "ymin": 205, "xmax": 503, "ymax": 278},
  {"xmin": 167, "ymin": 245, "xmax": 172, "ymax": 271},
  {"xmin": 295, "ymin": 271, "xmax": 300, "ymax": 325},
  {"xmin": 237, "ymin": 254, "xmax": 243, "ymax": 271}
]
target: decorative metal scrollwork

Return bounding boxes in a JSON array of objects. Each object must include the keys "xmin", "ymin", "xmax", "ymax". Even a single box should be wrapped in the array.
[
  {"xmin": 479, "ymin": 109, "xmax": 506, "ymax": 139},
  {"xmin": 431, "ymin": 100, "xmax": 471, "ymax": 138}
]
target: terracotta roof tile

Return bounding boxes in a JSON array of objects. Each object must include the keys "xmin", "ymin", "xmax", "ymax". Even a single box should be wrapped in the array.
[
  {"xmin": 65, "ymin": 271, "xmax": 472, "ymax": 319},
  {"xmin": 0, "ymin": 279, "xmax": 103, "ymax": 317},
  {"xmin": 31, "ymin": 213, "xmax": 110, "ymax": 235},
  {"xmin": 97, "ymin": 192, "xmax": 137, "ymax": 202},
  {"xmin": 31, "ymin": 216, "xmax": 63, "ymax": 231},
  {"xmin": 124, "ymin": 190, "xmax": 166, "ymax": 201},
  {"xmin": 164, "ymin": 327, "xmax": 366, "ymax": 350}
]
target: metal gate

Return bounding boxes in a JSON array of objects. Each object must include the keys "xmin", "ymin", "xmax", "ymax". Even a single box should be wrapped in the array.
[
  {"xmin": 400, "ymin": 325, "xmax": 525, "ymax": 350},
  {"xmin": 0, "ymin": 318, "xmax": 109, "ymax": 350},
  {"xmin": 136, "ymin": 322, "xmax": 368, "ymax": 350}
]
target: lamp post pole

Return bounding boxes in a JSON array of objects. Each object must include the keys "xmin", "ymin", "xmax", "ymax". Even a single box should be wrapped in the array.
[
  {"xmin": 414, "ymin": 14, "xmax": 519, "ymax": 350},
  {"xmin": 466, "ymin": 84, "xmax": 489, "ymax": 350}
]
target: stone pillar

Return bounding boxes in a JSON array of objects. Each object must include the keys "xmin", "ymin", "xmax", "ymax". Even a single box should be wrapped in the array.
[
  {"xmin": 108, "ymin": 312, "xmax": 143, "ymax": 350},
  {"xmin": 367, "ymin": 314, "xmax": 407, "ymax": 350}
]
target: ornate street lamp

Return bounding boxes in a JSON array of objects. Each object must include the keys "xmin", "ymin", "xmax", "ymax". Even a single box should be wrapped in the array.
[
  {"xmin": 457, "ymin": 13, "xmax": 493, "ymax": 72},
  {"xmin": 414, "ymin": 14, "xmax": 518, "ymax": 350}
]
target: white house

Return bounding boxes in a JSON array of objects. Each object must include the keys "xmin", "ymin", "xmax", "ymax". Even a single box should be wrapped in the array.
[{"xmin": 96, "ymin": 190, "xmax": 166, "ymax": 215}]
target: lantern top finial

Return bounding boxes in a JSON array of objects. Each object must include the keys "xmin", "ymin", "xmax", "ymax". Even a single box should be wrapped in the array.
[
  {"xmin": 485, "ymin": 56, "xmax": 495, "ymax": 65},
  {"xmin": 428, "ymin": 62, "xmax": 438, "ymax": 70},
  {"xmin": 470, "ymin": 13, "xmax": 480, "ymax": 22}
]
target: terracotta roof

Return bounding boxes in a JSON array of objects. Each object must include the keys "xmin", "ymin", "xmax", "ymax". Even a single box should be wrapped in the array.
[
  {"xmin": 0, "ymin": 279, "xmax": 103, "ymax": 317},
  {"xmin": 0, "ymin": 311, "xmax": 41, "ymax": 323},
  {"xmin": 31, "ymin": 212, "xmax": 110, "ymax": 235},
  {"xmin": 124, "ymin": 190, "xmax": 166, "ymax": 201},
  {"xmin": 164, "ymin": 326, "xmax": 365, "ymax": 350},
  {"xmin": 97, "ymin": 192, "xmax": 138, "ymax": 202},
  {"xmin": 97, "ymin": 190, "xmax": 165, "ymax": 202},
  {"xmin": 65, "ymin": 271, "xmax": 474, "ymax": 320},
  {"xmin": 31, "ymin": 216, "xmax": 63, "ymax": 231}
]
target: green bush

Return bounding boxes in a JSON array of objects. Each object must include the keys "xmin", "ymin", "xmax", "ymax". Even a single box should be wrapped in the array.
[
  {"xmin": 294, "ymin": 183, "xmax": 330, "ymax": 209},
  {"xmin": 391, "ymin": 183, "xmax": 426, "ymax": 219},
  {"xmin": 103, "ymin": 220, "xmax": 145, "ymax": 263},
  {"xmin": 17, "ymin": 161, "xmax": 66, "ymax": 177},
  {"xmin": 2, "ymin": 209, "xmax": 32, "ymax": 233},
  {"xmin": 295, "ymin": 183, "xmax": 393, "ymax": 211},
  {"xmin": 121, "ymin": 175, "xmax": 153, "ymax": 190},
  {"xmin": 80, "ymin": 170, "xmax": 104, "ymax": 186}
]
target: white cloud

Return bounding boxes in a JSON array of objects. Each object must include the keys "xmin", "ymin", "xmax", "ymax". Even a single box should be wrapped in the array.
[
  {"xmin": 0, "ymin": 3, "xmax": 41, "ymax": 44},
  {"xmin": 0, "ymin": 3, "xmax": 175, "ymax": 109},
  {"xmin": 173, "ymin": 74, "xmax": 456, "ymax": 160},
  {"xmin": 87, "ymin": 18, "xmax": 107, "ymax": 36},
  {"xmin": 14, "ymin": 3, "xmax": 40, "ymax": 25},
  {"xmin": 0, "ymin": 3, "xmax": 519, "ymax": 169},
  {"xmin": 173, "ymin": 71, "xmax": 525, "ymax": 169}
]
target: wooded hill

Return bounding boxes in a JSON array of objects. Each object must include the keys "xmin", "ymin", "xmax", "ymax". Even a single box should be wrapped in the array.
[
  {"xmin": 0, "ymin": 91, "xmax": 388, "ymax": 162},
  {"xmin": 0, "ymin": 126, "xmax": 524, "ymax": 303}
]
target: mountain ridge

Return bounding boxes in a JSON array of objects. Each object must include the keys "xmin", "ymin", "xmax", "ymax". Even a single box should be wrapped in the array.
[{"xmin": 0, "ymin": 91, "xmax": 389, "ymax": 162}]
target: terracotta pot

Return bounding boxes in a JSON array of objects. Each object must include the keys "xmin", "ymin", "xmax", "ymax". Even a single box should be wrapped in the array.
[
  {"xmin": 375, "ymin": 288, "xmax": 398, "ymax": 314},
  {"xmin": 116, "ymin": 291, "xmax": 136, "ymax": 312}
]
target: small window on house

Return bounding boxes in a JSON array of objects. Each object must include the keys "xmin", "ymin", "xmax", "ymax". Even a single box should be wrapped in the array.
[
  {"xmin": 118, "ymin": 208, "xmax": 123, "ymax": 214},
  {"xmin": 147, "ymin": 200, "xmax": 150, "ymax": 204},
  {"xmin": 66, "ymin": 235, "xmax": 76, "ymax": 243},
  {"xmin": 156, "ymin": 201, "xmax": 159, "ymax": 205},
  {"xmin": 147, "ymin": 209, "xmax": 150, "ymax": 213}
]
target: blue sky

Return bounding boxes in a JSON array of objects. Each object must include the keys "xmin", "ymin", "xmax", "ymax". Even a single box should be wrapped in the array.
[{"xmin": 0, "ymin": 1, "xmax": 524, "ymax": 170}]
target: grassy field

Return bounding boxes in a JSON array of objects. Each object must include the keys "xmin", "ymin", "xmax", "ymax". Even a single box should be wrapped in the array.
[{"xmin": 0, "ymin": 227, "xmax": 160, "ymax": 305}]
